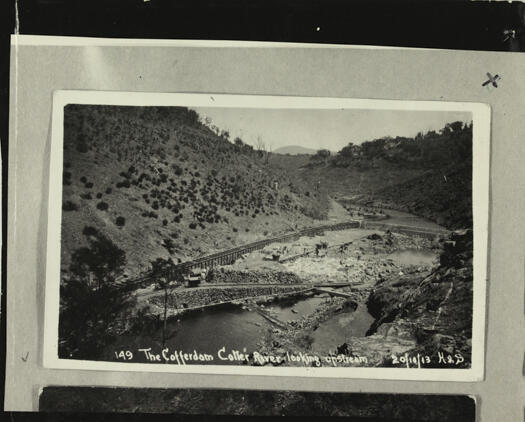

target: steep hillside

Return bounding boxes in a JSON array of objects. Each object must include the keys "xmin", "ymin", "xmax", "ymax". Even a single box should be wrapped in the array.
[
  {"xmin": 286, "ymin": 122, "xmax": 473, "ymax": 230},
  {"xmin": 61, "ymin": 105, "xmax": 329, "ymax": 278},
  {"xmin": 366, "ymin": 229, "xmax": 474, "ymax": 367},
  {"xmin": 365, "ymin": 163, "xmax": 472, "ymax": 229}
]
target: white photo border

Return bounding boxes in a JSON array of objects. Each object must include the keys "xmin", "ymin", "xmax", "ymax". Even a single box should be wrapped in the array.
[{"xmin": 43, "ymin": 90, "xmax": 490, "ymax": 382}]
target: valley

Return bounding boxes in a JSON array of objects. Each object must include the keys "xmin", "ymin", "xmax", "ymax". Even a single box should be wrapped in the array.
[{"xmin": 58, "ymin": 104, "xmax": 474, "ymax": 369}]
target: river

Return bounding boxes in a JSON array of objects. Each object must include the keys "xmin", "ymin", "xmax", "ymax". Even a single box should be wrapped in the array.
[
  {"xmin": 381, "ymin": 208, "xmax": 445, "ymax": 230},
  {"xmin": 107, "ymin": 208, "xmax": 441, "ymax": 365},
  {"xmin": 107, "ymin": 294, "xmax": 376, "ymax": 365}
]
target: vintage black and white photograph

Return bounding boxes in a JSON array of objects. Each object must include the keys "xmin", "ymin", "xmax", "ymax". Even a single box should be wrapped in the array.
[
  {"xmin": 39, "ymin": 387, "xmax": 476, "ymax": 420},
  {"xmin": 44, "ymin": 92, "xmax": 489, "ymax": 380}
]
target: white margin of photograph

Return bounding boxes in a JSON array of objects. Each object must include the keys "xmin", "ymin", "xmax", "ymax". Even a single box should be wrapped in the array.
[
  {"xmin": 10, "ymin": 34, "xmax": 412, "ymax": 50},
  {"xmin": 43, "ymin": 90, "xmax": 490, "ymax": 382}
]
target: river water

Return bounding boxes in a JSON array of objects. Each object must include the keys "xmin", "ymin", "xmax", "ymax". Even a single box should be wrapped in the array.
[
  {"xmin": 109, "ymin": 304, "xmax": 268, "ymax": 364},
  {"xmin": 311, "ymin": 305, "xmax": 375, "ymax": 354},
  {"xmin": 264, "ymin": 294, "xmax": 328, "ymax": 321},
  {"xmin": 107, "ymin": 209, "xmax": 441, "ymax": 365},
  {"xmin": 374, "ymin": 208, "xmax": 444, "ymax": 231},
  {"xmin": 108, "ymin": 294, "xmax": 341, "ymax": 365},
  {"xmin": 387, "ymin": 248, "xmax": 438, "ymax": 267}
]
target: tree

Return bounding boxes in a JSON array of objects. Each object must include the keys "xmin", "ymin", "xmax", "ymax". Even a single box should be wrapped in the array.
[
  {"xmin": 312, "ymin": 149, "xmax": 331, "ymax": 165},
  {"xmin": 444, "ymin": 121, "xmax": 465, "ymax": 138},
  {"xmin": 59, "ymin": 227, "xmax": 135, "ymax": 359},
  {"xmin": 69, "ymin": 227, "xmax": 126, "ymax": 290},
  {"xmin": 150, "ymin": 257, "xmax": 179, "ymax": 349},
  {"xmin": 338, "ymin": 142, "xmax": 356, "ymax": 159},
  {"xmin": 361, "ymin": 139, "xmax": 386, "ymax": 160},
  {"xmin": 255, "ymin": 135, "xmax": 269, "ymax": 162}
]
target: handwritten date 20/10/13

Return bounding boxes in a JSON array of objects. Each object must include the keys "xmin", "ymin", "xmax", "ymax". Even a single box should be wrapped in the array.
[{"xmin": 390, "ymin": 352, "xmax": 465, "ymax": 368}]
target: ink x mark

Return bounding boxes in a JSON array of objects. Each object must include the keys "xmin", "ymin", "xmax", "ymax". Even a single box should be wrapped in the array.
[{"xmin": 482, "ymin": 73, "xmax": 501, "ymax": 88}]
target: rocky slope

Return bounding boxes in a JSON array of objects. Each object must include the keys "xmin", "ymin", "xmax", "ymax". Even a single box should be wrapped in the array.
[
  {"xmin": 356, "ymin": 163, "xmax": 472, "ymax": 229},
  {"xmin": 364, "ymin": 229, "xmax": 473, "ymax": 367},
  {"xmin": 287, "ymin": 122, "xmax": 473, "ymax": 231}
]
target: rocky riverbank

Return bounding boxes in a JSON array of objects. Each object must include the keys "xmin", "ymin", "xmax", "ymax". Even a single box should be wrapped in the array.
[
  {"xmin": 134, "ymin": 227, "xmax": 467, "ymax": 370},
  {"xmin": 374, "ymin": 229, "xmax": 474, "ymax": 368},
  {"xmin": 207, "ymin": 269, "xmax": 304, "ymax": 285},
  {"xmin": 239, "ymin": 230, "xmax": 472, "ymax": 369}
]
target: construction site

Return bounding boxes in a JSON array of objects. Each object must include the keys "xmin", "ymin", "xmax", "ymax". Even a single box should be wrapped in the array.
[{"xmin": 106, "ymin": 202, "xmax": 470, "ymax": 369}]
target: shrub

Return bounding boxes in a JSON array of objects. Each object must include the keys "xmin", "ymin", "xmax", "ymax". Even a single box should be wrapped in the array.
[
  {"xmin": 189, "ymin": 222, "xmax": 197, "ymax": 229},
  {"xmin": 162, "ymin": 219, "xmax": 168, "ymax": 226},
  {"xmin": 105, "ymin": 187, "xmax": 112, "ymax": 194},
  {"xmin": 172, "ymin": 164, "xmax": 183, "ymax": 176},
  {"xmin": 80, "ymin": 193, "xmax": 92, "ymax": 200},
  {"xmin": 162, "ymin": 238, "xmax": 175, "ymax": 254},
  {"xmin": 96, "ymin": 201, "xmax": 109, "ymax": 211},
  {"xmin": 63, "ymin": 201, "xmax": 79, "ymax": 211},
  {"xmin": 116, "ymin": 216, "xmax": 126, "ymax": 227},
  {"xmin": 80, "ymin": 176, "xmax": 87, "ymax": 183},
  {"xmin": 82, "ymin": 226, "xmax": 98, "ymax": 236},
  {"xmin": 96, "ymin": 193, "xmax": 103, "ymax": 199}
]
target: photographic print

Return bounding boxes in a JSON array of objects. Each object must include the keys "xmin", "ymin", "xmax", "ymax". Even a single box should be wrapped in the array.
[
  {"xmin": 44, "ymin": 92, "xmax": 489, "ymax": 381},
  {"xmin": 39, "ymin": 387, "xmax": 476, "ymax": 421}
]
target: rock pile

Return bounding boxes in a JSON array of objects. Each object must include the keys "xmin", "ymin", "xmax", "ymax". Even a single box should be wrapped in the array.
[
  {"xmin": 208, "ymin": 269, "xmax": 304, "ymax": 285},
  {"xmin": 149, "ymin": 285, "xmax": 306, "ymax": 310}
]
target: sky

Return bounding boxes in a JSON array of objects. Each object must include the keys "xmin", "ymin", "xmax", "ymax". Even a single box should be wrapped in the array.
[{"xmin": 193, "ymin": 107, "xmax": 472, "ymax": 152}]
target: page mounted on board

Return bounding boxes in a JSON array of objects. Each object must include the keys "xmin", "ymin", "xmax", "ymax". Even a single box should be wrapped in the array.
[{"xmin": 43, "ymin": 90, "xmax": 490, "ymax": 382}]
